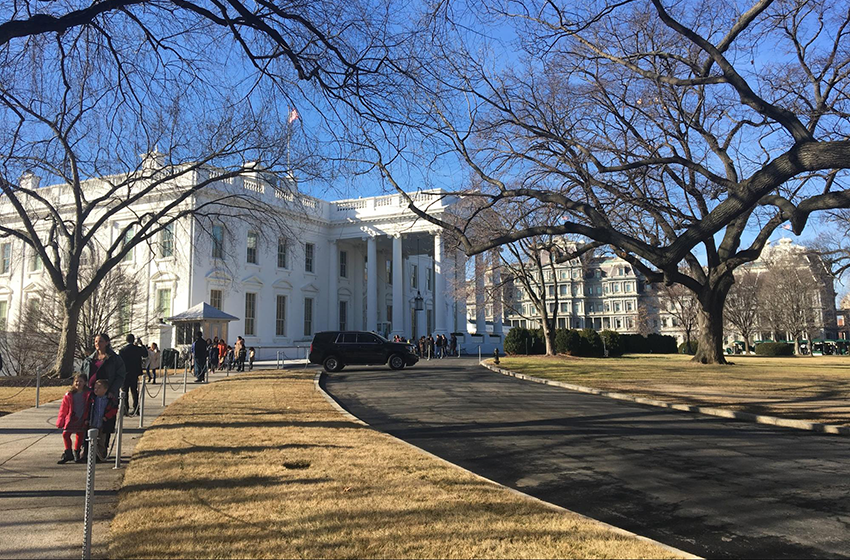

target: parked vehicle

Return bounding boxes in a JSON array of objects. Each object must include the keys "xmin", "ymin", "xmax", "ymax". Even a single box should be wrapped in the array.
[{"xmin": 309, "ymin": 331, "xmax": 419, "ymax": 372}]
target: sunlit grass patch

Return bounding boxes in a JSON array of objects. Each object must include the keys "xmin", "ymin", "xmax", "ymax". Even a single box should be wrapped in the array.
[
  {"xmin": 0, "ymin": 386, "xmax": 67, "ymax": 415},
  {"xmin": 498, "ymin": 354, "xmax": 850, "ymax": 425},
  {"xmin": 108, "ymin": 370, "xmax": 680, "ymax": 559}
]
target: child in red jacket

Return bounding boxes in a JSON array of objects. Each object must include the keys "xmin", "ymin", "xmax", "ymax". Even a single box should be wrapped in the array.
[{"xmin": 56, "ymin": 374, "xmax": 89, "ymax": 464}]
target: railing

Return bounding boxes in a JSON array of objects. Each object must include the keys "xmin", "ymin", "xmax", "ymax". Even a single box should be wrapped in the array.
[{"xmin": 276, "ymin": 346, "xmax": 310, "ymax": 368}]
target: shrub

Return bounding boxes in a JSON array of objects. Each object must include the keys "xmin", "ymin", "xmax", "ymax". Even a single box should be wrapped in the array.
[
  {"xmin": 599, "ymin": 330, "xmax": 623, "ymax": 356},
  {"xmin": 678, "ymin": 340, "xmax": 699, "ymax": 355},
  {"xmin": 755, "ymin": 342, "xmax": 794, "ymax": 356},
  {"xmin": 564, "ymin": 329, "xmax": 582, "ymax": 355},
  {"xmin": 531, "ymin": 329, "xmax": 546, "ymax": 354},
  {"xmin": 554, "ymin": 328, "xmax": 569, "ymax": 354},
  {"xmin": 504, "ymin": 327, "xmax": 531, "ymax": 355},
  {"xmin": 577, "ymin": 329, "xmax": 604, "ymax": 357},
  {"xmin": 647, "ymin": 333, "xmax": 678, "ymax": 354}
]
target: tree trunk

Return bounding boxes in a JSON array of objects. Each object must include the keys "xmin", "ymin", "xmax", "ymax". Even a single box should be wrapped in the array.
[
  {"xmin": 54, "ymin": 298, "xmax": 82, "ymax": 378},
  {"xmin": 542, "ymin": 318, "xmax": 556, "ymax": 356},
  {"xmin": 693, "ymin": 280, "xmax": 732, "ymax": 365}
]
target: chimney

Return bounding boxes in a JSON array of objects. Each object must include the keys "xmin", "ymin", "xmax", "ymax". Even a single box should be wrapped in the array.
[{"xmin": 19, "ymin": 171, "xmax": 41, "ymax": 190}]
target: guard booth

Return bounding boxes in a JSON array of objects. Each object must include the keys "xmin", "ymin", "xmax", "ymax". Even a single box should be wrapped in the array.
[{"xmin": 167, "ymin": 302, "xmax": 239, "ymax": 348}]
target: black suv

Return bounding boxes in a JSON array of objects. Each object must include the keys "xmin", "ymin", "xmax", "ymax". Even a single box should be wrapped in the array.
[{"xmin": 309, "ymin": 331, "xmax": 419, "ymax": 372}]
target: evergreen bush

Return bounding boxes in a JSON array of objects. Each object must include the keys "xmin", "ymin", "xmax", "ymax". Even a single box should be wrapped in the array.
[
  {"xmin": 755, "ymin": 342, "xmax": 794, "ymax": 356},
  {"xmin": 678, "ymin": 340, "xmax": 699, "ymax": 355},
  {"xmin": 599, "ymin": 330, "xmax": 623, "ymax": 356}
]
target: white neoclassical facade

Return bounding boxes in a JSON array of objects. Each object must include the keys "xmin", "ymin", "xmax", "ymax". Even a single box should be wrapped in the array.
[{"xmin": 0, "ymin": 167, "xmax": 505, "ymax": 360}]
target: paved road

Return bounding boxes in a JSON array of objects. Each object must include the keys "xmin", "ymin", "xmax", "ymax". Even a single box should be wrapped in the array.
[{"xmin": 323, "ymin": 359, "xmax": 850, "ymax": 559}]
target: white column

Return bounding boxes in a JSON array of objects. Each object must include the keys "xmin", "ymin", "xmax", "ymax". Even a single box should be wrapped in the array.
[
  {"xmin": 491, "ymin": 249, "xmax": 503, "ymax": 336},
  {"xmin": 455, "ymin": 250, "xmax": 468, "ymax": 334},
  {"xmin": 475, "ymin": 252, "xmax": 486, "ymax": 334},
  {"xmin": 328, "ymin": 240, "xmax": 338, "ymax": 331},
  {"xmin": 392, "ymin": 234, "xmax": 404, "ymax": 338},
  {"xmin": 366, "ymin": 235, "xmax": 378, "ymax": 332},
  {"xmin": 433, "ymin": 232, "xmax": 447, "ymax": 335}
]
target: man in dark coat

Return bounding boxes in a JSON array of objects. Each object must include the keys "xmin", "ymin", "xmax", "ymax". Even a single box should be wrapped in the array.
[
  {"xmin": 192, "ymin": 331, "xmax": 208, "ymax": 382},
  {"xmin": 119, "ymin": 333, "xmax": 148, "ymax": 415}
]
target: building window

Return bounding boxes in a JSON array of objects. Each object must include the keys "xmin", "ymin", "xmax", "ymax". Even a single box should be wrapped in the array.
[
  {"xmin": 276, "ymin": 295, "xmax": 287, "ymax": 337},
  {"xmin": 156, "ymin": 288, "xmax": 172, "ymax": 318},
  {"xmin": 245, "ymin": 293, "xmax": 257, "ymax": 336},
  {"xmin": 159, "ymin": 224, "xmax": 174, "ymax": 258},
  {"xmin": 247, "ymin": 231, "xmax": 259, "ymax": 264},
  {"xmin": 626, "ymin": 301, "xmax": 633, "ymax": 312},
  {"xmin": 277, "ymin": 238, "xmax": 288, "ymax": 268},
  {"xmin": 120, "ymin": 226, "xmax": 134, "ymax": 263},
  {"xmin": 614, "ymin": 302, "xmax": 621, "ymax": 312},
  {"xmin": 305, "ymin": 243, "xmax": 315, "ymax": 273},
  {"xmin": 411, "ymin": 264, "xmax": 418, "ymax": 288},
  {"xmin": 304, "ymin": 297, "xmax": 314, "ymax": 336},
  {"xmin": 118, "ymin": 300, "xmax": 131, "ymax": 334},
  {"xmin": 212, "ymin": 225, "xmax": 225, "ymax": 259},
  {"xmin": 427, "ymin": 267, "xmax": 432, "ymax": 290},
  {"xmin": 0, "ymin": 243, "xmax": 10, "ymax": 274},
  {"xmin": 210, "ymin": 289, "xmax": 223, "ymax": 310},
  {"xmin": 386, "ymin": 260, "xmax": 393, "ymax": 284},
  {"xmin": 0, "ymin": 300, "xmax": 7, "ymax": 330},
  {"xmin": 28, "ymin": 249, "xmax": 43, "ymax": 272},
  {"xmin": 560, "ymin": 302, "xmax": 569, "ymax": 312},
  {"xmin": 559, "ymin": 285, "xmax": 567, "ymax": 296},
  {"xmin": 339, "ymin": 300, "xmax": 347, "ymax": 331},
  {"xmin": 340, "ymin": 250, "xmax": 348, "ymax": 278}
]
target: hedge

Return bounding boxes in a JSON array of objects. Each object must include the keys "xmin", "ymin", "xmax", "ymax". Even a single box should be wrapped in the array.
[
  {"xmin": 504, "ymin": 327, "xmax": 545, "ymax": 355},
  {"xmin": 620, "ymin": 333, "xmax": 678, "ymax": 354},
  {"xmin": 599, "ymin": 330, "xmax": 623, "ymax": 356},
  {"xmin": 678, "ymin": 340, "xmax": 699, "ymax": 355},
  {"xmin": 755, "ymin": 342, "xmax": 795, "ymax": 356}
]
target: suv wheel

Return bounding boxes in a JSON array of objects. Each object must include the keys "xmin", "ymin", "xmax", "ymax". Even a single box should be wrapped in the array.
[
  {"xmin": 323, "ymin": 356, "xmax": 343, "ymax": 372},
  {"xmin": 388, "ymin": 354, "xmax": 405, "ymax": 370}
]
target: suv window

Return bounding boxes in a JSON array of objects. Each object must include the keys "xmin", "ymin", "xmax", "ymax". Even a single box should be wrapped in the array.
[
  {"xmin": 336, "ymin": 333, "xmax": 357, "ymax": 343},
  {"xmin": 357, "ymin": 333, "xmax": 381, "ymax": 344}
]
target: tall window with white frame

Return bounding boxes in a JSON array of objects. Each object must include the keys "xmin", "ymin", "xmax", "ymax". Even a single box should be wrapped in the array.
[
  {"xmin": 247, "ymin": 231, "xmax": 259, "ymax": 264},
  {"xmin": 339, "ymin": 250, "xmax": 347, "ymax": 278},
  {"xmin": 156, "ymin": 288, "xmax": 172, "ymax": 319},
  {"xmin": 210, "ymin": 290, "xmax": 223, "ymax": 311},
  {"xmin": 29, "ymin": 249, "xmax": 42, "ymax": 272},
  {"xmin": 245, "ymin": 293, "xmax": 257, "ymax": 336},
  {"xmin": 339, "ymin": 300, "xmax": 347, "ymax": 331},
  {"xmin": 212, "ymin": 225, "xmax": 225, "ymax": 259},
  {"xmin": 159, "ymin": 224, "xmax": 174, "ymax": 258},
  {"xmin": 305, "ymin": 243, "xmax": 315, "ymax": 273},
  {"xmin": 386, "ymin": 259, "xmax": 392, "ymax": 284},
  {"xmin": 303, "ymin": 297, "xmax": 314, "ymax": 336},
  {"xmin": 0, "ymin": 300, "xmax": 7, "ymax": 330},
  {"xmin": 277, "ymin": 238, "xmax": 288, "ymax": 268},
  {"xmin": 411, "ymin": 264, "xmax": 418, "ymax": 288},
  {"xmin": 275, "ymin": 295, "xmax": 286, "ymax": 337},
  {"xmin": 121, "ymin": 226, "xmax": 134, "ymax": 262},
  {"xmin": 0, "ymin": 243, "xmax": 10, "ymax": 274}
]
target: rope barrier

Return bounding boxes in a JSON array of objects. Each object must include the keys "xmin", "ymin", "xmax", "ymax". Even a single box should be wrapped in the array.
[
  {"xmin": 0, "ymin": 376, "xmax": 38, "ymax": 401},
  {"xmin": 143, "ymin": 381, "xmax": 162, "ymax": 399}
]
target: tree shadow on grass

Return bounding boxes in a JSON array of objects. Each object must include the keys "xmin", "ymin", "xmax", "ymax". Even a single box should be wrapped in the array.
[
  {"xmin": 146, "ymin": 419, "xmax": 368, "ymax": 431},
  {"xmin": 134, "ymin": 442, "xmax": 353, "ymax": 460},
  {"xmin": 120, "ymin": 475, "xmax": 330, "ymax": 494}
]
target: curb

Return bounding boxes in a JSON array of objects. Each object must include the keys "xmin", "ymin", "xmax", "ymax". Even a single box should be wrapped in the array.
[
  {"xmin": 480, "ymin": 361, "xmax": 850, "ymax": 436},
  {"xmin": 313, "ymin": 371, "xmax": 700, "ymax": 560}
]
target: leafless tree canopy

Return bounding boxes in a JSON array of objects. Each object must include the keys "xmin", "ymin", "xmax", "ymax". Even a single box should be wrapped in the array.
[{"xmin": 373, "ymin": 0, "xmax": 850, "ymax": 364}]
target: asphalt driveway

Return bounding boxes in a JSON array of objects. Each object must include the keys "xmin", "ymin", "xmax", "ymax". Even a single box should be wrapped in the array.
[{"xmin": 323, "ymin": 358, "xmax": 850, "ymax": 559}]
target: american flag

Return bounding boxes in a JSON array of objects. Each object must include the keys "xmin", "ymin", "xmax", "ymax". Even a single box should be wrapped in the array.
[{"xmin": 288, "ymin": 107, "xmax": 299, "ymax": 124}]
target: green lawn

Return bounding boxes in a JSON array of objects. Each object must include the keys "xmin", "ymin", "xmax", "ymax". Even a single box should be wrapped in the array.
[{"xmin": 496, "ymin": 354, "xmax": 850, "ymax": 426}]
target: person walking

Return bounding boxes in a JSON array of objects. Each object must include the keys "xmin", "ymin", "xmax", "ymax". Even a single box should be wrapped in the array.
[
  {"xmin": 146, "ymin": 342, "xmax": 161, "ymax": 384},
  {"xmin": 192, "ymin": 332, "xmax": 208, "ymax": 382},
  {"xmin": 217, "ymin": 338, "xmax": 227, "ymax": 369},
  {"xmin": 234, "ymin": 336, "xmax": 246, "ymax": 372},
  {"xmin": 56, "ymin": 374, "xmax": 89, "ymax": 464},
  {"xmin": 119, "ymin": 333, "xmax": 148, "ymax": 416},
  {"xmin": 207, "ymin": 338, "xmax": 219, "ymax": 374},
  {"xmin": 81, "ymin": 333, "xmax": 126, "ymax": 401},
  {"xmin": 426, "ymin": 334, "xmax": 435, "ymax": 360},
  {"xmin": 248, "ymin": 347, "xmax": 256, "ymax": 371},
  {"xmin": 450, "ymin": 333, "xmax": 458, "ymax": 357}
]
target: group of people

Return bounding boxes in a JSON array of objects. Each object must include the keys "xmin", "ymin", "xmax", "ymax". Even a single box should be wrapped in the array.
[
  {"xmin": 190, "ymin": 332, "xmax": 255, "ymax": 382},
  {"xmin": 410, "ymin": 333, "xmax": 458, "ymax": 359},
  {"xmin": 56, "ymin": 332, "xmax": 164, "ymax": 465}
]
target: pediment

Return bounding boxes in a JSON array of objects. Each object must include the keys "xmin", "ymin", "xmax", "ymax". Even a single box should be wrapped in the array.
[
  {"xmin": 273, "ymin": 279, "xmax": 293, "ymax": 290},
  {"xmin": 302, "ymin": 282, "xmax": 320, "ymax": 294},
  {"xmin": 242, "ymin": 274, "xmax": 264, "ymax": 287}
]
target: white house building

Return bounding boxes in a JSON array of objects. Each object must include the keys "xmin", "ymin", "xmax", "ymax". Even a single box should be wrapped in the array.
[{"xmin": 0, "ymin": 166, "xmax": 507, "ymax": 361}]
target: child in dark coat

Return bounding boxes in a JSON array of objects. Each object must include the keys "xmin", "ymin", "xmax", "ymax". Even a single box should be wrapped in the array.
[
  {"xmin": 78, "ymin": 379, "xmax": 118, "ymax": 463},
  {"xmin": 56, "ymin": 374, "xmax": 89, "ymax": 464}
]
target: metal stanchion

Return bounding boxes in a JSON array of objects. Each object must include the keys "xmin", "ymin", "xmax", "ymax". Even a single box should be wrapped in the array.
[
  {"xmin": 183, "ymin": 363, "xmax": 187, "ymax": 393},
  {"xmin": 478, "ymin": 346, "xmax": 481, "ymax": 363},
  {"xmin": 162, "ymin": 367, "xmax": 167, "ymax": 407},
  {"xmin": 82, "ymin": 428, "xmax": 98, "ymax": 560},
  {"xmin": 35, "ymin": 369, "xmax": 41, "ymax": 408},
  {"xmin": 114, "ymin": 391, "xmax": 125, "ymax": 469},
  {"xmin": 138, "ymin": 377, "xmax": 146, "ymax": 428}
]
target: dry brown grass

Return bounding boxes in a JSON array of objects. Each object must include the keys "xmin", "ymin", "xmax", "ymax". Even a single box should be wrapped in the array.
[
  {"xmin": 498, "ymin": 354, "xmax": 850, "ymax": 425},
  {"xmin": 108, "ymin": 371, "xmax": 681, "ymax": 559},
  {"xmin": 0, "ymin": 386, "xmax": 68, "ymax": 415}
]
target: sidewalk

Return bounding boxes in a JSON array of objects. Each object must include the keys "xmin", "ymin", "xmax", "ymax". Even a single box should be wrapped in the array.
[{"xmin": 0, "ymin": 366, "xmax": 243, "ymax": 559}]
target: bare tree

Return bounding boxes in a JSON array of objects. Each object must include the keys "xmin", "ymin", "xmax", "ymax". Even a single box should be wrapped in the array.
[
  {"xmin": 724, "ymin": 268, "xmax": 761, "ymax": 354},
  {"xmin": 0, "ymin": 298, "xmax": 56, "ymax": 376},
  {"xmin": 0, "ymin": 0, "xmax": 420, "ymax": 376},
  {"xmin": 758, "ymin": 255, "xmax": 821, "ymax": 355},
  {"xmin": 373, "ymin": 0, "xmax": 850, "ymax": 365},
  {"xmin": 661, "ymin": 282, "xmax": 700, "ymax": 352}
]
